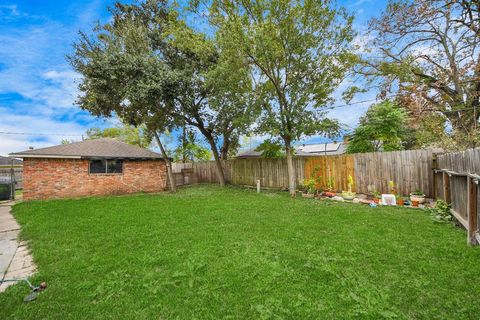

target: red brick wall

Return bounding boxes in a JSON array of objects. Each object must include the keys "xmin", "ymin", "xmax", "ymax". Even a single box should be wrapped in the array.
[{"xmin": 23, "ymin": 158, "xmax": 167, "ymax": 200}]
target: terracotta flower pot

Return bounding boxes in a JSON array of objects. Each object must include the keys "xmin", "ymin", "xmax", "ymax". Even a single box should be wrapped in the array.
[{"xmin": 397, "ymin": 199, "xmax": 404, "ymax": 206}]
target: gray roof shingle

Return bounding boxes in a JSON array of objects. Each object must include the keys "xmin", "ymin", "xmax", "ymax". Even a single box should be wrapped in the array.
[
  {"xmin": 10, "ymin": 138, "xmax": 164, "ymax": 160},
  {"xmin": 235, "ymin": 149, "xmax": 312, "ymax": 158},
  {"xmin": 236, "ymin": 142, "xmax": 347, "ymax": 158},
  {"xmin": 0, "ymin": 156, "xmax": 22, "ymax": 166}
]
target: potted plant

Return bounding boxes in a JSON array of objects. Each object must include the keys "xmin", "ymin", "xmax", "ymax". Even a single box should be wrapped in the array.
[
  {"xmin": 341, "ymin": 175, "xmax": 356, "ymax": 200},
  {"xmin": 397, "ymin": 196, "xmax": 404, "ymax": 206},
  {"xmin": 371, "ymin": 190, "xmax": 381, "ymax": 204},
  {"xmin": 410, "ymin": 189, "xmax": 426, "ymax": 204},
  {"xmin": 301, "ymin": 178, "xmax": 316, "ymax": 198},
  {"xmin": 388, "ymin": 180, "xmax": 396, "ymax": 195}
]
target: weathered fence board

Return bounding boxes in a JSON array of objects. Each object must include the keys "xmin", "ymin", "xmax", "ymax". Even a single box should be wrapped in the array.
[
  {"xmin": 229, "ymin": 158, "xmax": 304, "ymax": 188},
  {"xmin": 450, "ymin": 175, "xmax": 468, "ymax": 222},
  {"xmin": 352, "ymin": 149, "xmax": 436, "ymax": 197},
  {"xmin": 304, "ymin": 155, "xmax": 355, "ymax": 192},
  {"xmin": 193, "ymin": 161, "xmax": 232, "ymax": 184},
  {"xmin": 436, "ymin": 148, "xmax": 480, "ymax": 244},
  {"xmin": 190, "ymin": 149, "xmax": 438, "ymax": 196},
  {"xmin": 166, "ymin": 168, "xmax": 197, "ymax": 188},
  {"xmin": 171, "ymin": 163, "xmax": 193, "ymax": 173}
]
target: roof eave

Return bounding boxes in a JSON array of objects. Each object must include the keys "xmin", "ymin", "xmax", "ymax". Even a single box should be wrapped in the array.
[
  {"xmin": 81, "ymin": 156, "xmax": 166, "ymax": 160},
  {"xmin": 9, "ymin": 154, "xmax": 167, "ymax": 160},
  {"xmin": 9, "ymin": 154, "xmax": 82, "ymax": 159}
]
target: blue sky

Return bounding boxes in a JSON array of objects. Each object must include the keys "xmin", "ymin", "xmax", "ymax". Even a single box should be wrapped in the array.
[{"xmin": 0, "ymin": 0, "xmax": 386, "ymax": 156}]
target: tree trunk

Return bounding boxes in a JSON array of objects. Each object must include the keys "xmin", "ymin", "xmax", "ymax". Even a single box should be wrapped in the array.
[
  {"xmin": 154, "ymin": 131, "xmax": 176, "ymax": 192},
  {"xmin": 206, "ymin": 136, "xmax": 226, "ymax": 186},
  {"xmin": 285, "ymin": 141, "xmax": 296, "ymax": 197},
  {"xmin": 220, "ymin": 135, "xmax": 230, "ymax": 161},
  {"xmin": 181, "ymin": 126, "xmax": 187, "ymax": 163}
]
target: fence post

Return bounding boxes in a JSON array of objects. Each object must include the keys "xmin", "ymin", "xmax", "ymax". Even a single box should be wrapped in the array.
[
  {"xmin": 432, "ymin": 154, "xmax": 438, "ymax": 199},
  {"xmin": 443, "ymin": 172, "xmax": 451, "ymax": 204},
  {"xmin": 10, "ymin": 165, "xmax": 15, "ymax": 201},
  {"xmin": 467, "ymin": 176, "xmax": 478, "ymax": 245}
]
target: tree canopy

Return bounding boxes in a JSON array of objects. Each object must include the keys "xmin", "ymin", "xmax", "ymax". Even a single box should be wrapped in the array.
[
  {"xmin": 69, "ymin": 0, "xmax": 256, "ymax": 188},
  {"xmin": 206, "ymin": 0, "xmax": 355, "ymax": 195},
  {"xmin": 255, "ymin": 139, "xmax": 285, "ymax": 159},
  {"xmin": 86, "ymin": 124, "xmax": 152, "ymax": 148},
  {"xmin": 346, "ymin": 101, "xmax": 409, "ymax": 153},
  {"xmin": 173, "ymin": 128, "xmax": 212, "ymax": 162},
  {"xmin": 358, "ymin": 0, "xmax": 480, "ymax": 149}
]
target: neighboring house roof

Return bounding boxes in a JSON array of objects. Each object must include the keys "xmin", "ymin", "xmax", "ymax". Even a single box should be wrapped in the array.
[
  {"xmin": 10, "ymin": 138, "xmax": 165, "ymax": 160},
  {"xmin": 296, "ymin": 142, "xmax": 347, "ymax": 156},
  {"xmin": 235, "ymin": 148, "xmax": 312, "ymax": 158},
  {"xmin": 236, "ymin": 142, "xmax": 347, "ymax": 158},
  {"xmin": 0, "ymin": 156, "xmax": 22, "ymax": 166}
]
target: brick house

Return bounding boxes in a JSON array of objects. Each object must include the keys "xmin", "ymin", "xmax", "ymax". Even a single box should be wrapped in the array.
[{"xmin": 10, "ymin": 138, "xmax": 167, "ymax": 200}]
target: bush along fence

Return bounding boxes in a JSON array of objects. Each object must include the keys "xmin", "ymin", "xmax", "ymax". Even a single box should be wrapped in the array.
[{"xmin": 434, "ymin": 149, "xmax": 480, "ymax": 245}]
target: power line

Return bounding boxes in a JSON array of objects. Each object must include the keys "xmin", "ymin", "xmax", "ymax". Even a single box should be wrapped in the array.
[
  {"xmin": 0, "ymin": 90, "xmax": 477, "ymax": 138},
  {"xmin": 0, "ymin": 131, "xmax": 83, "ymax": 137}
]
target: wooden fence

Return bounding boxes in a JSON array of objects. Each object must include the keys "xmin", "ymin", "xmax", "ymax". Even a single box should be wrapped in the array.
[
  {"xmin": 304, "ymin": 155, "xmax": 354, "ymax": 192},
  {"xmin": 434, "ymin": 149, "xmax": 480, "ymax": 245},
  {"xmin": 167, "ymin": 163, "xmax": 197, "ymax": 188},
  {"xmin": 192, "ymin": 149, "xmax": 438, "ymax": 196},
  {"xmin": 229, "ymin": 158, "xmax": 304, "ymax": 188},
  {"xmin": 193, "ymin": 161, "xmax": 229, "ymax": 184},
  {"xmin": 352, "ymin": 149, "xmax": 437, "ymax": 197}
]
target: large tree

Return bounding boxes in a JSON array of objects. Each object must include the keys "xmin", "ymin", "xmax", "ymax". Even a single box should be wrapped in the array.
[
  {"xmin": 346, "ymin": 101, "xmax": 409, "ymax": 153},
  {"xmin": 173, "ymin": 127, "xmax": 212, "ymax": 162},
  {"xmin": 161, "ymin": 14, "xmax": 255, "ymax": 184},
  {"xmin": 70, "ymin": 0, "xmax": 255, "ymax": 187},
  {"xmin": 69, "ymin": 0, "xmax": 179, "ymax": 191},
  {"xmin": 207, "ymin": 0, "xmax": 355, "ymax": 196},
  {"xmin": 86, "ymin": 123, "xmax": 152, "ymax": 148},
  {"xmin": 359, "ymin": 0, "xmax": 480, "ymax": 149}
]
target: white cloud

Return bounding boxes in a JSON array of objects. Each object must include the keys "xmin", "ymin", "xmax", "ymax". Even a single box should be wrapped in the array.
[
  {"xmin": 0, "ymin": 107, "xmax": 89, "ymax": 155},
  {"xmin": 0, "ymin": 2, "xmax": 113, "ymax": 155}
]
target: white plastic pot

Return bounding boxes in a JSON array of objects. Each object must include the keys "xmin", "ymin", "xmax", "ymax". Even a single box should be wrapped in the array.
[{"xmin": 410, "ymin": 193, "xmax": 426, "ymax": 204}]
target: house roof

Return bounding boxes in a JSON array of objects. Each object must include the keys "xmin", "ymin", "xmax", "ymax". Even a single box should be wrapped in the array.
[
  {"xmin": 235, "ymin": 148, "xmax": 312, "ymax": 158},
  {"xmin": 0, "ymin": 156, "xmax": 22, "ymax": 166},
  {"xmin": 10, "ymin": 138, "xmax": 165, "ymax": 160},
  {"xmin": 236, "ymin": 142, "xmax": 347, "ymax": 158},
  {"xmin": 296, "ymin": 142, "xmax": 346, "ymax": 156}
]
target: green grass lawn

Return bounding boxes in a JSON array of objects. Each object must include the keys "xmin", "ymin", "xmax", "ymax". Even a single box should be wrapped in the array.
[{"xmin": 1, "ymin": 185, "xmax": 480, "ymax": 319}]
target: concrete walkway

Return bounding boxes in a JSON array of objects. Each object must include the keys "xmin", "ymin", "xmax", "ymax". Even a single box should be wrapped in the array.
[{"xmin": 0, "ymin": 202, "xmax": 36, "ymax": 293}]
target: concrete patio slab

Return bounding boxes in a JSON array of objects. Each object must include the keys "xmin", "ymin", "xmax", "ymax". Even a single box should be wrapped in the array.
[{"xmin": 0, "ymin": 202, "xmax": 36, "ymax": 293}]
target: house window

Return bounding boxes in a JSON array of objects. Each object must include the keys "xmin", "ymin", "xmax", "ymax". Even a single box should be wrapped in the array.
[{"xmin": 89, "ymin": 160, "xmax": 123, "ymax": 174}]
